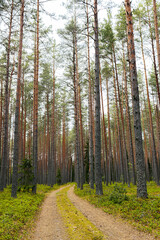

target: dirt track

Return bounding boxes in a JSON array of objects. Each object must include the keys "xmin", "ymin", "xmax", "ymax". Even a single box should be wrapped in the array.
[
  {"xmin": 30, "ymin": 186, "xmax": 156, "ymax": 240},
  {"xmin": 67, "ymin": 186, "xmax": 156, "ymax": 240},
  {"xmin": 30, "ymin": 187, "xmax": 69, "ymax": 240}
]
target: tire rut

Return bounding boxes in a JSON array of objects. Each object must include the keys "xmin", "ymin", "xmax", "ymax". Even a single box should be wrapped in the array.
[
  {"xmin": 67, "ymin": 186, "xmax": 156, "ymax": 240},
  {"xmin": 30, "ymin": 187, "xmax": 69, "ymax": 240}
]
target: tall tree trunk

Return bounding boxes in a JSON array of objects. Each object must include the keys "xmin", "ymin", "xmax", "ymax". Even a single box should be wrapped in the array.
[
  {"xmin": 112, "ymin": 55, "xmax": 124, "ymax": 183},
  {"xmin": 106, "ymin": 77, "xmax": 113, "ymax": 184},
  {"xmin": 155, "ymin": 105, "xmax": 160, "ymax": 172},
  {"xmin": 20, "ymin": 71, "xmax": 24, "ymax": 161},
  {"xmin": 62, "ymin": 105, "xmax": 66, "ymax": 184},
  {"xmin": 42, "ymin": 117, "xmax": 46, "ymax": 184},
  {"xmin": 23, "ymin": 89, "xmax": 26, "ymax": 160},
  {"xmin": 47, "ymin": 94, "xmax": 51, "ymax": 186},
  {"xmin": 11, "ymin": 0, "xmax": 24, "ymax": 197},
  {"xmin": 141, "ymin": 106, "xmax": 150, "ymax": 181},
  {"xmin": 122, "ymin": 43, "xmax": 136, "ymax": 185},
  {"xmin": 0, "ymin": 0, "xmax": 14, "ymax": 191},
  {"xmin": 113, "ymin": 46, "xmax": 130, "ymax": 185},
  {"xmin": 0, "ymin": 78, "xmax": 3, "ymax": 172},
  {"xmin": 73, "ymin": 31, "xmax": 80, "ymax": 188},
  {"xmin": 51, "ymin": 59, "xmax": 56, "ymax": 186},
  {"xmin": 32, "ymin": 0, "xmax": 39, "ymax": 194},
  {"xmin": 99, "ymin": 69, "xmax": 108, "ymax": 184},
  {"xmin": 125, "ymin": 0, "xmax": 147, "ymax": 198},
  {"xmin": 153, "ymin": 0, "xmax": 160, "ymax": 104},
  {"xmin": 139, "ymin": 19, "xmax": 159, "ymax": 184},
  {"xmin": 74, "ymin": 15, "xmax": 84, "ymax": 189},
  {"xmin": 146, "ymin": 2, "xmax": 160, "ymax": 105},
  {"xmin": 86, "ymin": 0, "xmax": 94, "ymax": 189},
  {"xmin": 94, "ymin": 0, "xmax": 103, "ymax": 195}
]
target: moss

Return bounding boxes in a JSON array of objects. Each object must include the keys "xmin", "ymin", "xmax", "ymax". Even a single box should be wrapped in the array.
[
  {"xmin": 0, "ymin": 184, "xmax": 60, "ymax": 240},
  {"xmin": 57, "ymin": 187, "xmax": 107, "ymax": 240}
]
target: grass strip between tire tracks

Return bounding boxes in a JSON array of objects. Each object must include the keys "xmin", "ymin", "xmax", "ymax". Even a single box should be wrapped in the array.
[{"xmin": 56, "ymin": 186, "xmax": 108, "ymax": 240}]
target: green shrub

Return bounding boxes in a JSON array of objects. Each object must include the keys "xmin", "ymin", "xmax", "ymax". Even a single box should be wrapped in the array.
[
  {"xmin": 109, "ymin": 184, "xmax": 129, "ymax": 204},
  {"xmin": 18, "ymin": 158, "xmax": 34, "ymax": 192}
]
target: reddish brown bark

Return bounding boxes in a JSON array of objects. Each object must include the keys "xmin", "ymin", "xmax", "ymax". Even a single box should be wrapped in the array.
[
  {"xmin": 32, "ymin": 0, "xmax": 39, "ymax": 194},
  {"xmin": 12, "ymin": 0, "xmax": 25, "ymax": 197},
  {"xmin": 146, "ymin": 2, "xmax": 160, "ymax": 105},
  {"xmin": 139, "ymin": 18, "xmax": 159, "ymax": 184},
  {"xmin": 0, "ymin": 0, "xmax": 14, "ymax": 191},
  {"xmin": 153, "ymin": 0, "xmax": 160, "ymax": 104}
]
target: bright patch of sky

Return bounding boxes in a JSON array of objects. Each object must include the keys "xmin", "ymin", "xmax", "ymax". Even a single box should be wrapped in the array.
[
  {"xmin": 40, "ymin": 0, "xmax": 153, "ymax": 77},
  {"xmin": 41, "ymin": 0, "xmax": 123, "ymax": 43}
]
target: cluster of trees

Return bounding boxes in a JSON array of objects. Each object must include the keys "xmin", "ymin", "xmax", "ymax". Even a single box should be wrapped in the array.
[{"xmin": 0, "ymin": 0, "xmax": 159, "ymax": 198}]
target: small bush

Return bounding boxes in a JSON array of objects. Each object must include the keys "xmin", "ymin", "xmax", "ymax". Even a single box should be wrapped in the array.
[
  {"xmin": 109, "ymin": 184, "xmax": 129, "ymax": 204},
  {"xmin": 18, "ymin": 158, "xmax": 34, "ymax": 192}
]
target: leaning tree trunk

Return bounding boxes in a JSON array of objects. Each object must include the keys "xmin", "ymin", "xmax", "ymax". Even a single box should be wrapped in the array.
[
  {"xmin": 11, "ymin": 0, "xmax": 24, "ymax": 198},
  {"xmin": 94, "ymin": 0, "xmax": 103, "ymax": 195},
  {"xmin": 125, "ymin": 0, "xmax": 147, "ymax": 198}
]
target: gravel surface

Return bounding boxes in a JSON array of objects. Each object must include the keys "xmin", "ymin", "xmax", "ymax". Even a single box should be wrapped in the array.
[{"xmin": 30, "ymin": 187, "xmax": 69, "ymax": 240}]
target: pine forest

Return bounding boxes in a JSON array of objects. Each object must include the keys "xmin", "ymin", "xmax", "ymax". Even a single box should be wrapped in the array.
[{"xmin": 0, "ymin": 0, "xmax": 160, "ymax": 239}]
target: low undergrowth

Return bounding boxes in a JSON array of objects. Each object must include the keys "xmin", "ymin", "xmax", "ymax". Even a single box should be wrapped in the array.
[
  {"xmin": 57, "ymin": 187, "xmax": 107, "ymax": 240},
  {"xmin": 74, "ymin": 182, "xmax": 160, "ymax": 239},
  {"xmin": 0, "ymin": 184, "xmax": 60, "ymax": 240}
]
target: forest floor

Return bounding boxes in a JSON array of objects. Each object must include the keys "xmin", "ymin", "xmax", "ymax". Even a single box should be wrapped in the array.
[{"xmin": 28, "ymin": 185, "xmax": 156, "ymax": 240}]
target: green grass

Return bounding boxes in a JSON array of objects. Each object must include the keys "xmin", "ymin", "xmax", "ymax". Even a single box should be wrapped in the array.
[
  {"xmin": 0, "ymin": 184, "xmax": 60, "ymax": 240},
  {"xmin": 57, "ymin": 186, "xmax": 107, "ymax": 240},
  {"xmin": 74, "ymin": 182, "xmax": 160, "ymax": 239}
]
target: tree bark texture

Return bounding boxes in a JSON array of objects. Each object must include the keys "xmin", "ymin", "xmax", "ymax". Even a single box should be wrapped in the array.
[
  {"xmin": 86, "ymin": 0, "xmax": 94, "ymax": 189},
  {"xmin": 125, "ymin": 0, "xmax": 147, "ymax": 198},
  {"xmin": 73, "ymin": 32, "xmax": 80, "ymax": 188},
  {"xmin": 32, "ymin": 0, "xmax": 39, "ymax": 194},
  {"xmin": 146, "ymin": 2, "xmax": 160, "ymax": 105},
  {"xmin": 94, "ymin": 0, "xmax": 103, "ymax": 195},
  {"xmin": 0, "ymin": 0, "xmax": 14, "ymax": 191},
  {"xmin": 153, "ymin": 0, "xmax": 160, "ymax": 104},
  {"xmin": 139, "ymin": 18, "xmax": 159, "ymax": 184},
  {"xmin": 11, "ymin": 0, "xmax": 24, "ymax": 197}
]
